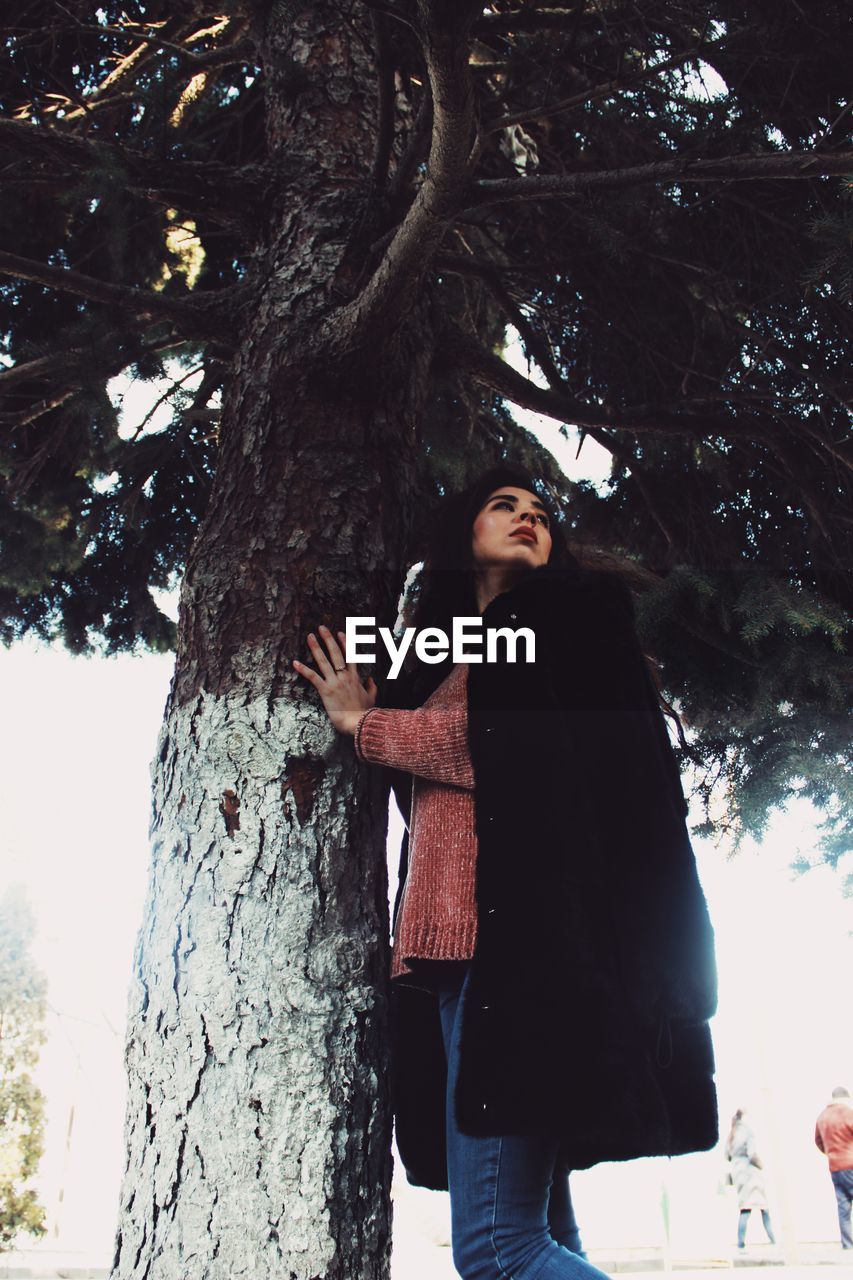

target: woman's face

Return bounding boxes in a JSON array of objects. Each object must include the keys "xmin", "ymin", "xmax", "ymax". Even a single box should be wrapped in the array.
[{"xmin": 471, "ymin": 486, "xmax": 553, "ymax": 570}]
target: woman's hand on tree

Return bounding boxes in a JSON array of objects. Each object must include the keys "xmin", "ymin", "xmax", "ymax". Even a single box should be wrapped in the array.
[{"xmin": 292, "ymin": 625, "xmax": 377, "ymax": 735}]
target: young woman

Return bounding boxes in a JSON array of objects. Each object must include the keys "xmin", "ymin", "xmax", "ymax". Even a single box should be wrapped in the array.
[{"xmin": 293, "ymin": 466, "xmax": 718, "ymax": 1280}]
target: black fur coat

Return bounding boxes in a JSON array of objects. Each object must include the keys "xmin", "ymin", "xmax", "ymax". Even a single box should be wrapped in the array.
[{"xmin": 381, "ymin": 565, "xmax": 718, "ymax": 1191}]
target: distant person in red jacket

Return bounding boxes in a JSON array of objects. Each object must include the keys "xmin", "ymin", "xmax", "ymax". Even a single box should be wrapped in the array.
[{"xmin": 814, "ymin": 1087, "xmax": 853, "ymax": 1250}]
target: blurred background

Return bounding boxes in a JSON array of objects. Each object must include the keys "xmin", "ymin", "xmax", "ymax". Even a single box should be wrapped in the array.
[{"xmin": 1, "ymin": 633, "xmax": 851, "ymax": 1270}]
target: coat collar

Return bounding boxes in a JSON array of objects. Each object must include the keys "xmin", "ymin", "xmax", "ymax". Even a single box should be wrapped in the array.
[{"xmin": 482, "ymin": 562, "xmax": 579, "ymax": 617}]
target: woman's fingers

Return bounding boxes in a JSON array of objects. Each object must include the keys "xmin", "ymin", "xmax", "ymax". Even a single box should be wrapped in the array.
[
  {"xmin": 292, "ymin": 657, "xmax": 319, "ymax": 684},
  {"xmin": 307, "ymin": 629, "xmax": 335, "ymax": 678},
  {"xmin": 337, "ymin": 631, "xmax": 354, "ymax": 666},
  {"xmin": 318, "ymin": 624, "xmax": 348, "ymax": 672},
  {"xmin": 294, "ymin": 624, "xmax": 349, "ymax": 681}
]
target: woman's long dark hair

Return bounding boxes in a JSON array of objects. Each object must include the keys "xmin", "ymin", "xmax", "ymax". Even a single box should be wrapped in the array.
[
  {"xmin": 378, "ymin": 465, "xmax": 686, "ymax": 746},
  {"xmin": 381, "ymin": 466, "xmax": 578, "ymax": 709}
]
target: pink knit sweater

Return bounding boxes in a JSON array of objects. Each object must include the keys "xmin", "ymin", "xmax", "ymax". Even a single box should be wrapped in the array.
[{"xmin": 353, "ymin": 664, "xmax": 477, "ymax": 979}]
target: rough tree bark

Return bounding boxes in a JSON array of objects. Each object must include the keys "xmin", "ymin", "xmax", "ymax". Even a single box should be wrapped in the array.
[{"xmin": 111, "ymin": 7, "xmax": 446, "ymax": 1277}]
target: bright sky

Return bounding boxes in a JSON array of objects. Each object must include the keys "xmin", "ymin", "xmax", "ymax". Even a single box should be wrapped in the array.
[{"xmin": 1, "ymin": 337, "xmax": 851, "ymax": 1266}]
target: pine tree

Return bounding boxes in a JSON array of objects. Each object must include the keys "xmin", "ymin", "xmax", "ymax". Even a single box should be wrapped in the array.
[
  {"xmin": 1, "ymin": 4, "xmax": 851, "ymax": 1275},
  {"xmin": 0, "ymin": 887, "xmax": 47, "ymax": 1252}
]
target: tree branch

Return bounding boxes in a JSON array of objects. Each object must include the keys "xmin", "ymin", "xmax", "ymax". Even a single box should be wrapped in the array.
[
  {"xmin": 434, "ymin": 249, "xmax": 569, "ymax": 278},
  {"xmin": 442, "ymin": 332, "xmax": 769, "ymax": 440},
  {"xmin": 585, "ymin": 426, "xmax": 684, "ymax": 554},
  {"xmin": 0, "ymin": 251, "xmax": 232, "ymax": 338},
  {"xmin": 124, "ymin": 364, "xmax": 204, "ymax": 441},
  {"xmin": 489, "ymin": 46, "xmax": 709, "ymax": 132},
  {"xmin": 33, "ymin": 11, "xmax": 244, "ymax": 122},
  {"xmin": 329, "ymin": 0, "xmax": 482, "ymax": 349},
  {"xmin": 0, "ymin": 334, "xmax": 191, "ymax": 391},
  {"xmin": 370, "ymin": 12, "xmax": 397, "ymax": 190},
  {"xmin": 473, "ymin": 7, "xmax": 584, "ymax": 36},
  {"xmin": 360, "ymin": 0, "xmax": 420, "ymax": 36},
  {"xmin": 471, "ymin": 263, "xmax": 564, "ymax": 386},
  {"xmin": 0, "ymin": 389, "xmax": 76, "ymax": 429},
  {"xmin": 734, "ymin": 319, "xmax": 853, "ymax": 420},
  {"xmin": 0, "ymin": 118, "xmax": 266, "ymax": 224},
  {"xmin": 46, "ymin": 20, "xmax": 252, "ymax": 68},
  {"xmin": 0, "ymin": 348, "xmax": 89, "ymax": 388},
  {"xmin": 386, "ymin": 81, "xmax": 433, "ymax": 203},
  {"xmin": 467, "ymin": 148, "xmax": 853, "ymax": 209},
  {"xmin": 436, "ymin": 250, "xmax": 849, "ymax": 465}
]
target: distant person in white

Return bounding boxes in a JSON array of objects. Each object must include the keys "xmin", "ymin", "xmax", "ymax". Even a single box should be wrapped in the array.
[
  {"xmin": 725, "ymin": 1109, "xmax": 777, "ymax": 1251},
  {"xmin": 814, "ymin": 1086, "xmax": 853, "ymax": 1250}
]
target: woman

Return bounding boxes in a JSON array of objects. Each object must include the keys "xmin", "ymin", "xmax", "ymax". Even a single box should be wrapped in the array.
[
  {"xmin": 725, "ymin": 1110, "xmax": 776, "ymax": 1250},
  {"xmin": 294, "ymin": 466, "xmax": 718, "ymax": 1280}
]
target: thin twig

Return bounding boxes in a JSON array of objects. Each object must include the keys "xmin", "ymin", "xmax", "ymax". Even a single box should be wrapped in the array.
[
  {"xmin": 467, "ymin": 148, "xmax": 853, "ymax": 210},
  {"xmin": 489, "ymin": 46, "xmax": 708, "ymax": 132}
]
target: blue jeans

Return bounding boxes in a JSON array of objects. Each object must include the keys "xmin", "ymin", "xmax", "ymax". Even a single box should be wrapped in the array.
[
  {"xmin": 831, "ymin": 1168, "xmax": 853, "ymax": 1248},
  {"xmin": 436, "ymin": 965, "xmax": 611, "ymax": 1280}
]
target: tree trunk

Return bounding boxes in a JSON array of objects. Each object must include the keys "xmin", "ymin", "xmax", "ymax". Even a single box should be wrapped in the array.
[
  {"xmin": 111, "ymin": 333, "xmax": 434, "ymax": 1280},
  {"xmin": 112, "ymin": 8, "xmax": 434, "ymax": 1277}
]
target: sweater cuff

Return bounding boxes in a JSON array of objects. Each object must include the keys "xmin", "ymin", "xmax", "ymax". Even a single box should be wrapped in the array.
[{"xmin": 354, "ymin": 707, "xmax": 380, "ymax": 761}]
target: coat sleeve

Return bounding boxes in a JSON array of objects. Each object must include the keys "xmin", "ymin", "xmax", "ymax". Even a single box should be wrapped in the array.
[
  {"xmin": 536, "ymin": 572, "xmax": 717, "ymax": 1026},
  {"xmin": 353, "ymin": 706, "xmax": 474, "ymax": 789}
]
